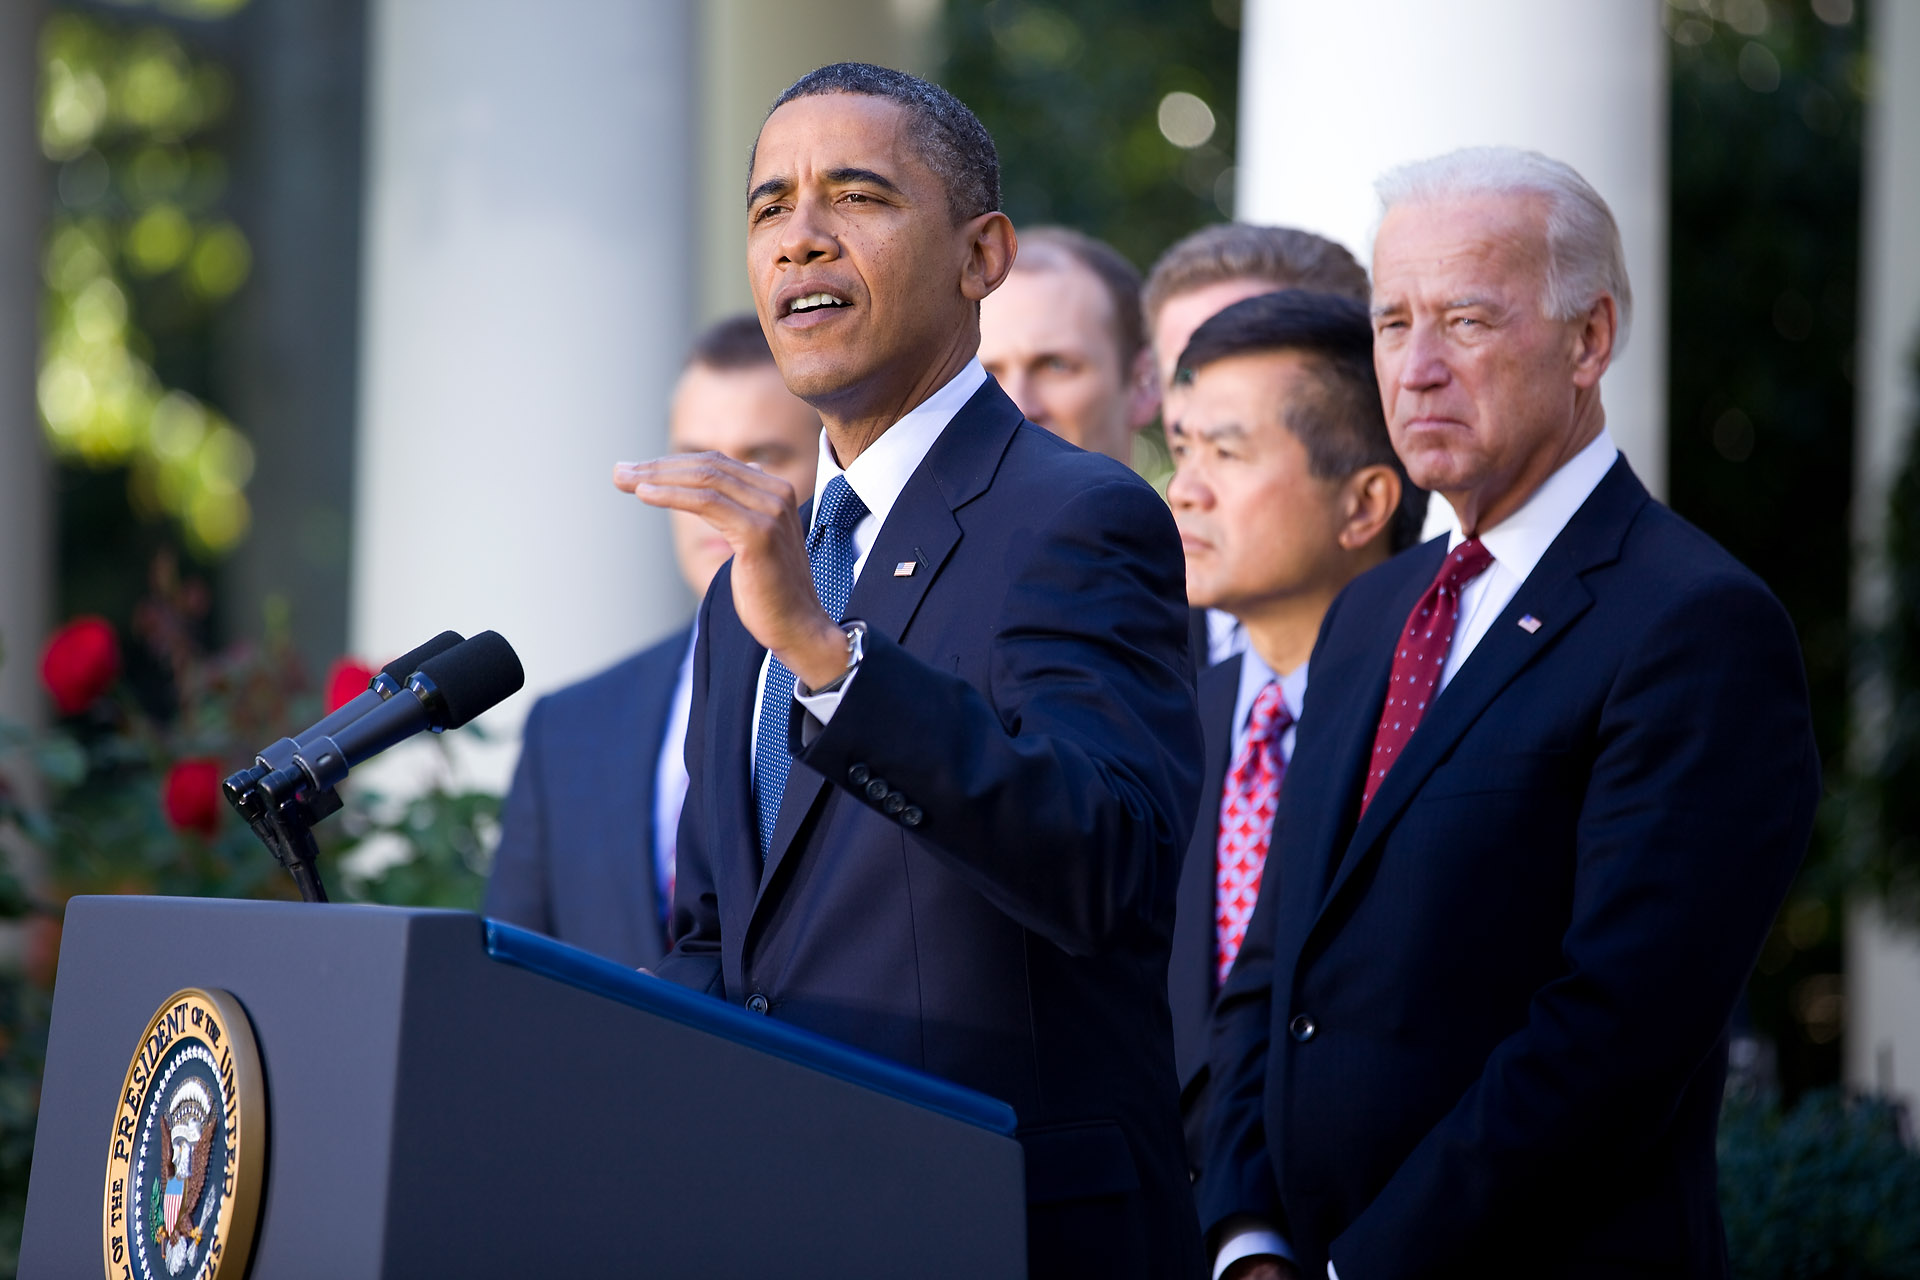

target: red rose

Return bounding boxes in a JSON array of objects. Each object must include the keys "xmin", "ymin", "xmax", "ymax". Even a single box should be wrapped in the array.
[
  {"xmin": 162, "ymin": 758, "xmax": 223, "ymax": 838},
  {"xmin": 39, "ymin": 615, "xmax": 121, "ymax": 715},
  {"xmin": 324, "ymin": 658, "xmax": 378, "ymax": 712}
]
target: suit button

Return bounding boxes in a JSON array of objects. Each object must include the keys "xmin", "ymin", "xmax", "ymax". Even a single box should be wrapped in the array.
[
  {"xmin": 865, "ymin": 778, "xmax": 889, "ymax": 801},
  {"xmin": 1289, "ymin": 1015, "xmax": 1317, "ymax": 1043},
  {"xmin": 882, "ymin": 792, "xmax": 907, "ymax": 815},
  {"xmin": 848, "ymin": 763, "xmax": 870, "ymax": 786},
  {"xmin": 901, "ymin": 806, "xmax": 924, "ymax": 828},
  {"xmin": 746, "ymin": 993, "xmax": 770, "ymax": 1015}
]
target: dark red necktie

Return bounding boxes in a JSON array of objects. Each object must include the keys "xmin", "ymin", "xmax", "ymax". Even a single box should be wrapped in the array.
[{"xmin": 1360, "ymin": 538, "xmax": 1495, "ymax": 813}]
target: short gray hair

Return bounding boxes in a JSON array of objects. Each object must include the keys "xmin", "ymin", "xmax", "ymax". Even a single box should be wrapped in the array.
[{"xmin": 1374, "ymin": 147, "xmax": 1632, "ymax": 353}]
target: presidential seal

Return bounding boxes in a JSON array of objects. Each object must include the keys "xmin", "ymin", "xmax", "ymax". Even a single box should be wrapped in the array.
[{"xmin": 102, "ymin": 988, "xmax": 264, "ymax": 1280}]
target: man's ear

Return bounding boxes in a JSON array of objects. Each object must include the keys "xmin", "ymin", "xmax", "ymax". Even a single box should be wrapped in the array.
[
  {"xmin": 1125, "ymin": 346, "xmax": 1162, "ymax": 430},
  {"xmin": 961, "ymin": 212, "xmax": 1017, "ymax": 303},
  {"xmin": 1570, "ymin": 293, "xmax": 1617, "ymax": 390},
  {"xmin": 1338, "ymin": 464, "xmax": 1403, "ymax": 554}
]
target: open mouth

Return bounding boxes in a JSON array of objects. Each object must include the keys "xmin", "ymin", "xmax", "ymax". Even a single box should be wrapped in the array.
[{"xmin": 785, "ymin": 291, "xmax": 851, "ymax": 317}]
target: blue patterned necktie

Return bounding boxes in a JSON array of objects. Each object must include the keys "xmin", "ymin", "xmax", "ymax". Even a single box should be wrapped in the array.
[{"xmin": 753, "ymin": 474, "xmax": 869, "ymax": 858}]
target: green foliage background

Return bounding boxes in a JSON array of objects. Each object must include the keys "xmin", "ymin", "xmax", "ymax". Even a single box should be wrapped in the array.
[{"xmin": 941, "ymin": 0, "xmax": 1241, "ymax": 271}]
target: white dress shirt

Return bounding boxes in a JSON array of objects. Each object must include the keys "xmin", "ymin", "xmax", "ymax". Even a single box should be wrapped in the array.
[
  {"xmin": 748, "ymin": 358, "xmax": 990, "ymax": 772},
  {"xmin": 1209, "ymin": 608, "xmax": 1249, "ymax": 665},
  {"xmin": 1436, "ymin": 428, "xmax": 1618, "ymax": 691},
  {"xmin": 1211, "ymin": 427, "xmax": 1620, "ymax": 1280},
  {"xmin": 650, "ymin": 621, "xmax": 699, "ymax": 925}
]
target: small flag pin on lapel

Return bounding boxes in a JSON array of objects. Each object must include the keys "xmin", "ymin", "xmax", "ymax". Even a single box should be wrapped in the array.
[
  {"xmin": 893, "ymin": 560, "xmax": 917, "ymax": 577},
  {"xmin": 1518, "ymin": 614, "xmax": 1542, "ymax": 634}
]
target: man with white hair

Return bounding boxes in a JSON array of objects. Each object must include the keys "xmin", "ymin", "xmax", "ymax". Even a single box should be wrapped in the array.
[{"xmin": 1201, "ymin": 147, "xmax": 1818, "ymax": 1279}]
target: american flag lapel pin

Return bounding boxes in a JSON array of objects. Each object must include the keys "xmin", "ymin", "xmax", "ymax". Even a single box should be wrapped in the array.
[
  {"xmin": 893, "ymin": 560, "xmax": 917, "ymax": 577},
  {"xmin": 1518, "ymin": 614, "xmax": 1542, "ymax": 634}
]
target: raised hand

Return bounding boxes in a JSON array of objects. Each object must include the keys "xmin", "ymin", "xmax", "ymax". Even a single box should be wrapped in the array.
[{"xmin": 615, "ymin": 453, "xmax": 849, "ymax": 689}]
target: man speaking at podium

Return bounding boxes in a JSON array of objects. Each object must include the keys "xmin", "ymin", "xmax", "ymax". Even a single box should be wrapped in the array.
[{"xmin": 616, "ymin": 64, "xmax": 1205, "ymax": 1279}]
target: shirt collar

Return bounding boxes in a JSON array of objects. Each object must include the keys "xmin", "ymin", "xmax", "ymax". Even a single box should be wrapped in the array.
[
  {"xmin": 809, "ymin": 359, "xmax": 988, "ymax": 534},
  {"xmin": 1237, "ymin": 644, "xmax": 1309, "ymax": 731},
  {"xmin": 1445, "ymin": 427, "xmax": 1619, "ymax": 581}
]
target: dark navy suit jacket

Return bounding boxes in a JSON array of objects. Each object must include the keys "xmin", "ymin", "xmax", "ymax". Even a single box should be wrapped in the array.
[
  {"xmin": 484, "ymin": 627, "xmax": 688, "ymax": 969},
  {"xmin": 1202, "ymin": 459, "xmax": 1820, "ymax": 1278},
  {"xmin": 1170, "ymin": 651, "xmax": 1242, "ymax": 1173},
  {"xmin": 656, "ymin": 380, "xmax": 1207, "ymax": 1280}
]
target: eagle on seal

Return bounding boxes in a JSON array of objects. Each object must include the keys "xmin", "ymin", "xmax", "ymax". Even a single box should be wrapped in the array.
[{"xmin": 152, "ymin": 1079, "xmax": 215, "ymax": 1251}]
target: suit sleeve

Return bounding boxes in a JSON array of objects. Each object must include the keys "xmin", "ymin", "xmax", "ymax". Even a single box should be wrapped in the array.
[
  {"xmin": 798, "ymin": 476, "xmax": 1203, "ymax": 956},
  {"xmin": 1331, "ymin": 573, "xmax": 1821, "ymax": 1276},
  {"xmin": 653, "ymin": 585, "xmax": 725, "ymax": 996},
  {"xmin": 484, "ymin": 696, "xmax": 555, "ymax": 933}
]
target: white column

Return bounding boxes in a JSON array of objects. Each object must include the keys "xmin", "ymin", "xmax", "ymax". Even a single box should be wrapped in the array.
[
  {"xmin": 1235, "ymin": 0, "xmax": 1668, "ymax": 498},
  {"xmin": 0, "ymin": 0, "xmax": 47, "ymax": 729},
  {"xmin": 697, "ymin": 0, "xmax": 939, "ymax": 322},
  {"xmin": 1846, "ymin": 0, "xmax": 1920, "ymax": 1113},
  {"xmin": 354, "ymin": 0, "xmax": 697, "ymax": 787}
]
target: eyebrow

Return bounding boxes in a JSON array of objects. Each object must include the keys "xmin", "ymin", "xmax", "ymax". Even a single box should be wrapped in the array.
[
  {"xmin": 747, "ymin": 167, "xmax": 905, "ymax": 210},
  {"xmin": 1369, "ymin": 296, "xmax": 1496, "ymax": 317},
  {"xmin": 1170, "ymin": 419, "xmax": 1248, "ymax": 444}
]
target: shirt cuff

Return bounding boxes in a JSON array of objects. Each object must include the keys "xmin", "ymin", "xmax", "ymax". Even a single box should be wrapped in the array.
[
  {"xmin": 1212, "ymin": 1220, "xmax": 1294, "ymax": 1280},
  {"xmin": 1329, "ymin": 1264, "xmax": 1339, "ymax": 1280},
  {"xmin": 793, "ymin": 664, "xmax": 857, "ymax": 725}
]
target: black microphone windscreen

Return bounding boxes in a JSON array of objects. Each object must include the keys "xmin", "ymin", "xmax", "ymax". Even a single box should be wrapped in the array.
[
  {"xmin": 381, "ymin": 630, "xmax": 464, "ymax": 682},
  {"xmin": 417, "ymin": 631, "xmax": 524, "ymax": 729}
]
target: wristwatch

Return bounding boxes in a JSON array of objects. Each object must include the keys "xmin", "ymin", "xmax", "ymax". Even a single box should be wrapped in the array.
[{"xmin": 801, "ymin": 620, "xmax": 866, "ymax": 697}]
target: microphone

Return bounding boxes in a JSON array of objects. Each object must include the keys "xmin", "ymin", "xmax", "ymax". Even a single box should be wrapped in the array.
[
  {"xmin": 223, "ymin": 630, "xmax": 464, "ymax": 807},
  {"xmin": 260, "ymin": 631, "xmax": 524, "ymax": 801},
  {"xmin": 291, "ymin": 630, "xmax": 467, "ymax": 758}
]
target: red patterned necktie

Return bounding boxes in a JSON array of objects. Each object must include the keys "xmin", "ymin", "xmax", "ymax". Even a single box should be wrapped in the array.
[
  {"xmin": 1360, "ymin": 537, "xmax": 1495, "ymax": 813},
  {"xmin": 1215, "ymin": 679, "xmax": 1292, "ymax": 987}
]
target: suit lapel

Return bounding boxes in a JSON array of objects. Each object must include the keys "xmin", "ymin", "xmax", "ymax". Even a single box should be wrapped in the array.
[
  {"xmin": 1172, "ymin": 652, "xmax": 1243, "ymax": 1083},
  {"xmin": 1290, "ymin": 543, "xmax": 1442, "ymax": 915},
  {"xmin": 1311, "ymin": 460, "xmax": 1647, "ymax": 930},
  {"xmin": 753, "ymin": 381, "xmax": 1026, "ymax": 910},
  {"xmin": 708, "ymin": 582, "xmax": 772, "ymax": 938}
]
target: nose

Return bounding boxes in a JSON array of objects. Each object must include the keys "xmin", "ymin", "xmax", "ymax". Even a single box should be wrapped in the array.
[
  {"xmin": 1167, "ymin": 452, "xmax": 1209, "ymax": 512},
  {"xmin": 776, "ymin": 193, "xmax": 838, "ymax": 266},
  {"xmin": 1397, "ymin": 321, "xmax": 1450, "ymax": 391}
]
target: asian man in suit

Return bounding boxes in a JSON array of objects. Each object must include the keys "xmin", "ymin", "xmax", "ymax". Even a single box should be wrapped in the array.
[
  {"xmin": 1143, "ymin": 224, "xmax": 1373, "ymax": 669},
  {"xmin": 617, "ymin": 64, "xmax": 1205, "ymax": 1280},
  {"xmin": 484, "ymin": 315, "xmax": 819, "ymax": 967},
  {"xmin": 1205, "ymin": 148, "xmax": 1820, "ymax": 1280},
  {"xmin": 1162, "ymin": 290, "xmax": 1424, "ymax": 1177}
]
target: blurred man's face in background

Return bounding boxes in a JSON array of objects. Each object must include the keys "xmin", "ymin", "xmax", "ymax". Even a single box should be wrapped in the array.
[
  {"xmin": 979, "ymin": 261, "xmax": 1157, "ymax": 462},
  {"xmin": 666, "ymin": 361, "xmax": 821, "ymax": 598},
  {"xmin": 1152, "ymin": 277, "xmax": 1281, "ymax": 404},
  {"xmin": 1168, "ymin": 351, "xmax": 1382, "ymax": 618}
]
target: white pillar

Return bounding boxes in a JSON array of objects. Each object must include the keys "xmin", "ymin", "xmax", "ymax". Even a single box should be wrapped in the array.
[
  {"xmin": 354, "ymin": 0, "xmax": 697, "ymax": 787},
  {"xmin": 1846, "ymin": 0, "xmax": 1920, "ymax": 1113},
  {"xmin": 0, "ymin": 0, "xmax": 47, "ymax": 729},
  {"xmin": 697, "ymin": 0, "xmax": 939, "ymax": 322},
  {"xmin": 1235, "ymin": 0, "xmax": 1669, "ymax": 499}
]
